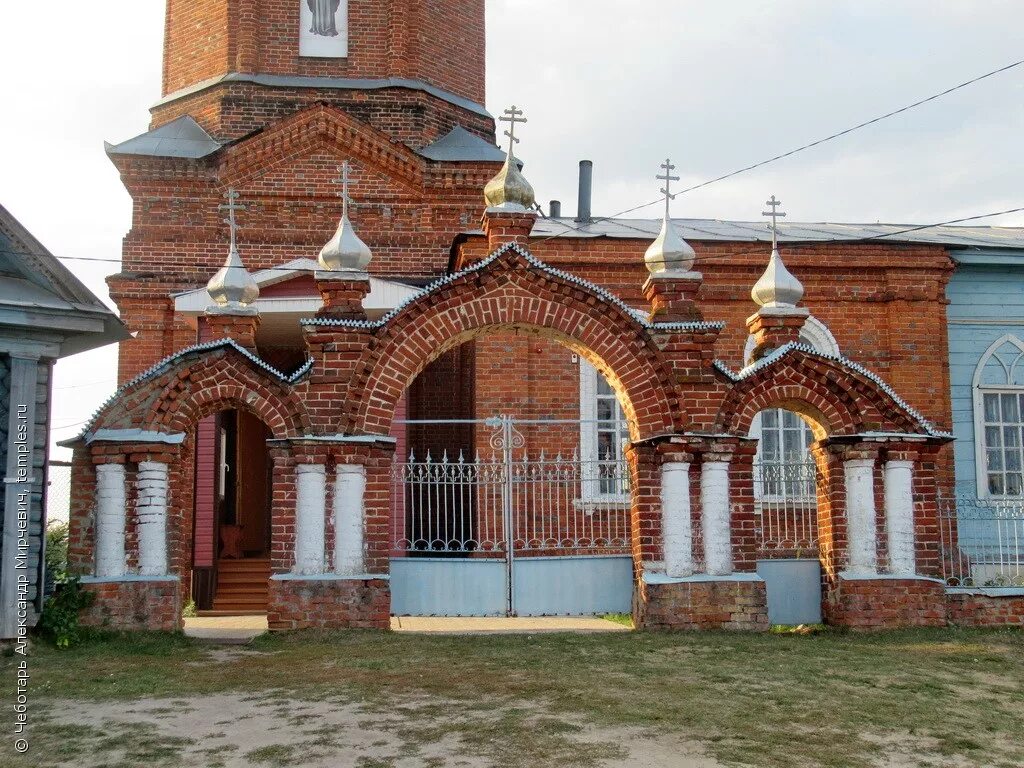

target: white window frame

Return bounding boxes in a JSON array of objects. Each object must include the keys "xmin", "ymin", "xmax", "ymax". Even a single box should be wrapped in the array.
[
  {"xmin": 747, "ymin": 316, "xmax": 839, "ymax": 502},
  {"xmin": 579, "ymin": 359, "xmax": 630, "ymax": 506},
  {"xmin": 972, "ymin": 334, "xmax": 1024, "ymax": 500}
]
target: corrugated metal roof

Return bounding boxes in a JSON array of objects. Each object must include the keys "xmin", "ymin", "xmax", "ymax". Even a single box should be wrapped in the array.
[
  {"xmin": 528, "ymin": 217, "xmax": 1024, "ymax": 250},
  {"xmin": 105, "ymin": 116, "xmax": 222, "ymax": 159},
  {"xmin": 419, "ymin": 126, "xmax": 505, "ymax": 163}
]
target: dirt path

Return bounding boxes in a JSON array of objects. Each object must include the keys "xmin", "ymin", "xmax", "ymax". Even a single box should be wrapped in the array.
[{"xmin": 36, "ymin": 692, "xmax": 721, "ymax": 768}]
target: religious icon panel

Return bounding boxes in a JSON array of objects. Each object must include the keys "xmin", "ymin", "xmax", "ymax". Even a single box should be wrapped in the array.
[{"xmin": 300, "ymin": 0, "xmax": 348, "ymax": 58}]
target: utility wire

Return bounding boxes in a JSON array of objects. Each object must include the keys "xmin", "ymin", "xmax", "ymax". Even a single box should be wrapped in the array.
[{"xmin": 4, "ymin": 58, "xmax": 1023, "ymax": 270}]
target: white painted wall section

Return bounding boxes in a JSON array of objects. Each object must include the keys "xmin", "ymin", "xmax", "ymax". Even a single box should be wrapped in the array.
[
  {"xmin": 95, "ymin": 464, "xmax": 127, "ymax": 578},
  {"xmin": 136, "ymin": 461, "xmax": 169, "ymax": 576},
  {"xmin": 294, "ymin": 464, "xmax": 327, "ymax": 575},
  {"xmin": 884, "ymin": 460, "xmax": 916, "ymax": 576},
  {"xmin": 334, "ymin": 464, "xmax": 366, "ymax": 576},
  {"xmin": 662, "ymin": 462, "xmax": 693, "ymax": 577},
  {"xmin": 701, "ymin": 461, "xmax": 733, "ymax": 576},
  {"xmin": 844, "ymin": 458, "xmax": 878, "ymax": 575}
]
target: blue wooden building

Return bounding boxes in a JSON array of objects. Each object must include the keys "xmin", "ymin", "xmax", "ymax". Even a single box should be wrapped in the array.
[{"xmin": 946, "ymin": 245, "xmax": 1024, "ymax": 587}]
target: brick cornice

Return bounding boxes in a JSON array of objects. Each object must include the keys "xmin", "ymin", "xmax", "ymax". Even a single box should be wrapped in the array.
[{"xmin": 219, "ymin": 104, "xmax": 424, "ymax": 194}]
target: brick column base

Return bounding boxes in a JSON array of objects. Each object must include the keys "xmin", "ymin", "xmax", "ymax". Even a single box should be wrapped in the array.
[
  {"xmin": 78, "ymin": 577, "xmax": 181, "ymax": 632},
  {"xmin": 945, "ymin": 590, "xmax": 1024, "ymax": 627},
  {"xmin": 825, "ymin": 576, "xmax": 946, "ymax": 629},
  {"xmin": 268, "ymin": 576, "xmax": 390, "ymax": 630},
  {"xmin": 634, "ymin": 575, "xmax": 769, "ymax": 631}
]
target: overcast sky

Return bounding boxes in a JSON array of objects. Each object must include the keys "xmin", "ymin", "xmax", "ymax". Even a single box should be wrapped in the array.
[{"xmin": 0, "ymin": 1, "xmax": 1021, "ymax": 459}]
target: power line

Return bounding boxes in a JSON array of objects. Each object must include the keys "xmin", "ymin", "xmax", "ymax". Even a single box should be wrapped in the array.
[{"xmin": 531, "ymin": 57, "xmax": 1024, "ymax": 243}]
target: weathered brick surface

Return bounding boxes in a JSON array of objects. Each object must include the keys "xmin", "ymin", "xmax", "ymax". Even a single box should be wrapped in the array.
[
  {"xmin": 826, "ymin": 577, "xmax": 947, "ymax": 629},
  {"xmin": 635, "ymin": 578, "xmax": 769, "ymax": 631},
  {"xmin": 945, "ymin": 592, "xmax": 1024, "ymax": 627},
  {"xmin": 268, "ymin": 578, "xmax": 390, "ymax": 630},
  {"xmin": 79, "ymin": 579, "xmax": 181, "ymax": 632}
]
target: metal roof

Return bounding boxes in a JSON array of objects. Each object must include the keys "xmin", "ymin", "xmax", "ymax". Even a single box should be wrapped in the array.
[
  {"xmin": 104, "ymin": 116, "xmax": 222, "ymax": 159},
  {"xmin": 527, "ymin": 217, "xmax": 1024, "ymax": 250},
  {"xmin": 418, "ymin": 126, "xmax": 505, "ymax": 163}
]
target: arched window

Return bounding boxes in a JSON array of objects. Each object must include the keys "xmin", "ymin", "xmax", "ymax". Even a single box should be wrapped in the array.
[
  {"xmin": 973, "ymin": 335, "xmax": 1024, "ymax": 497},
  {"xmin": 746, "ymin": 317, "xmax": 838, "ymax": 516},
  {"xmin": 747, "ymin": 318, "xmax": 838, "ymax": 552}
]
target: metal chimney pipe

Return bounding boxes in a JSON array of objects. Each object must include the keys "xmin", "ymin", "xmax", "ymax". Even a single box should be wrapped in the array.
[
  {"xmin": 575, "ymin": 160, "xmax": 593, "ymax": 223},
  {"xmin": 549, "ymin": 200, "xmax": 562, "ymax": 218}
]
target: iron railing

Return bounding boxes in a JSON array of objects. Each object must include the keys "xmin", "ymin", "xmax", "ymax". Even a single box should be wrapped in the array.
[
  {"xmin": 940, "ymin": 495, "xmax": 1024, "ymax": 588},
  {"xmin": 753, "ymin": 459, "xmax": 819, "ymax": 556},
  {"xmin": 391, "ymin": 448, "xmax": 631, "ymax": 556}
]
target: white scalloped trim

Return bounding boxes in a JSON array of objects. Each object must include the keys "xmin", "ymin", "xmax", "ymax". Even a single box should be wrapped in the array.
[
  {"xmin": 76, "ymin": 339, "xmax": 313, "ymax": 440},
  {"xmin": 713, "ymin": 342, "xmax": 948, "ymax": 437},
  {"xmin": 301, "ymin": 242, "xmax": 726, "ymax": 333}
]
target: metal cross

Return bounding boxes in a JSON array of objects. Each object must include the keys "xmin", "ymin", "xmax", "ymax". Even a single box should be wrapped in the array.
[
  {"xmin": 499, "ymin": 105, "xmax": 527, "ymax": 153},
  {"xmin": 218, "ymin": 188, "xmax": 246, "ymax": 250},
  {"xmin": 332, "ymin": 161, "xmax": 355, "ymax": 218},
  {"xmin": 762, "ymin": 195, "xmax": 786, "ymax": 249},
  {"xmin": 657, "ymin": 158, "xmax": 680, "ymax": 220}
]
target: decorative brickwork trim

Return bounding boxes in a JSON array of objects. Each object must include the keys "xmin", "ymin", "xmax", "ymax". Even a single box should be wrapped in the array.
[{"xmin": 713, "ymin": 343, "xmax": 941, "ymax": 437}]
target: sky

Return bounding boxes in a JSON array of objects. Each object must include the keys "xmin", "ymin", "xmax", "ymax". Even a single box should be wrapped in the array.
[{"xmin": 0, "ymin": 1, "xmax": 1021, "ymax": 460}]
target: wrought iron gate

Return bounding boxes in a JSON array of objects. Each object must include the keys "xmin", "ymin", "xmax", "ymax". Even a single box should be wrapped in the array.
[{"xmin": 390, "ymin": 416, "xmax": 634, "ymax": 617}]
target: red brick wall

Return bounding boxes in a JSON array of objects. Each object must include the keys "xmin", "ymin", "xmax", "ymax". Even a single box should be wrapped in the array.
[{"xmin": 161, "ymin": 0, "xmax": 486, "ymax": 113}]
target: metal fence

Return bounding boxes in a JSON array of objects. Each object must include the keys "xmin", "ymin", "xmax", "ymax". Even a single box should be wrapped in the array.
[
  {"xmin": 391, "ymin": 448, "xmax": 632, "ymax": 557},
  {"xmin": 940, "ymin": 495, "xmax": 1024, "ymax": 588},
  {"xmin": 753, "ymin": 459, "xmax": 819, "ymax": 556}
]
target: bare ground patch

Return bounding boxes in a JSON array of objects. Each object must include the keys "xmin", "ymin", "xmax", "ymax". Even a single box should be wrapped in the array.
[{"xmin": 32, "ymin": 692, "xmax": 718, "ymax": 768}]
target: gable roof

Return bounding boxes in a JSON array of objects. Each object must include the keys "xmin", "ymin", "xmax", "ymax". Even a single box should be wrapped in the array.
[{"xmin": 0, "ymin": 204, "xmax": 129, "ymax": 356}]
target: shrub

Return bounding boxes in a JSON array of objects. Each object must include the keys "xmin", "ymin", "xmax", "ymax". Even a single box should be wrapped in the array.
[
  {"xmin": 38, "ymin": 577, "xmax": 94, "ymax": 648},
  {"xmin": 45, "ymin": 521, "xmax": 69, "ymax": 586}
]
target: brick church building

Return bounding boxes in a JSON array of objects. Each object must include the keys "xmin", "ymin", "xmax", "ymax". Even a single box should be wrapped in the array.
[{"xmin": 65, "ymin": 0, "xmax": 1023, "ymax": 630}]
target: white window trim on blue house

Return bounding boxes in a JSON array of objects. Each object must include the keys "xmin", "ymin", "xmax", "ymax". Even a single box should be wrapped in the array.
[{"xmin": 972, "ymin": 334, "xmax": 1024, "ymax": 499}]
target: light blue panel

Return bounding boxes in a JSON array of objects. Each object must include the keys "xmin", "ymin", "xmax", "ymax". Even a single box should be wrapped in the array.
[
  {"xmin": 946, "ymin": 263, "xmax": 1024, "ymax": 495},
  {"xmin": 513, "ymin": 556, "xmax": 633, "ymax": 616},
  {"xmin": 390, "ymin": 558, "xmax": 506, "ymax": 617},
  {"xmin": 756, "ymin": 559, "xmax": 822, "ymax": 626}
]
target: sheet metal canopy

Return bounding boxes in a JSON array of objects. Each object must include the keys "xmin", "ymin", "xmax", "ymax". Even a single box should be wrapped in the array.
[{"xmin": 105, "ymin": 116, "xmax": 222, "ymax": 159}]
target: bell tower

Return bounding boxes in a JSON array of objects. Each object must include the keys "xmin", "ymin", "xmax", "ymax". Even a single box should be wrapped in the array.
[{"xmin": 157, "ymin": 0, "xmax": 490, "ymax": 147}]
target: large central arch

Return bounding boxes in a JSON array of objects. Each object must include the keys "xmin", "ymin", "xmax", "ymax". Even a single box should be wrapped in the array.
[{"xmin": 325, "ymin": 243, "xmax": 687, "ymax": 442}]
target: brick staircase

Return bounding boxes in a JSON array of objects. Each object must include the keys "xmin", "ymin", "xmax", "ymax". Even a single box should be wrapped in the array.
[{"xmin": 209, "ymin": 557, "xmax": 270, "ymax": 614}]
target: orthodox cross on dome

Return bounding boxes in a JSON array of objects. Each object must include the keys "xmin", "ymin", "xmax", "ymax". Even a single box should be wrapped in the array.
[
  {"xmin": 218, "ymin": 189, "xmax": 246, "ymax": 251},
  {"xmin": 762, "ymin": 194, "xmax": 786, "ymax": 250},
  {"xmin": 657, "ymin": 158, "xmax": 680, "ymax": 220},
  {"xmin": 332, "ymin": 161, "xmax": 355, "ymax": 219},
  {"xmin": 499, "ymin": 105, "xmax": 527, "ymax": 154}
]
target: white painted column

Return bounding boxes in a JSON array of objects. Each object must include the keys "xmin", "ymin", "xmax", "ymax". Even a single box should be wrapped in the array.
[
  {"xmin": 844, "ymin": 458, "xmax": 878, "ymax": 575},
  {"xmin": 136, "ymin": 462, "xmax": 169, "ymax": 576},
  {"xmin": 701, "ymin": 460, "xmax": 733, "ymax": 576},
  {"xmin": 884, "ymin": 460, "xmax": 916, "ymax": 576},
  {"xmin": 95, "ymin": 463, "xmax": 128, "ymax": 578},
  {"xmin": 662, "ymin": 462, "xmax": 693, "ymax": 577},
  {"xmin": 293, "ymin": 464, "xmax": 327, "ymax": 575},
  {"xmin": 334, "ymin": 464, "xmax": 366, "ymax": 576}
]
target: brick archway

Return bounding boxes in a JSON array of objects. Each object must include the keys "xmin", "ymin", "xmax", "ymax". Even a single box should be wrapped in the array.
[
  {"xmin": 335, "ymin": 244, "xmax": 683, "ymax": 441},
  {"xmin": 714, "ymin": 347, "xmax": 934, "ymax": 438},
  {"xmin": 88, "ymin": 342, "xmax": 311, "ymax": 440}
]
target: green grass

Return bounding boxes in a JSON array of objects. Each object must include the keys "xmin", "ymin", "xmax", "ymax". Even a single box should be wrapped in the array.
[
  {"xmin": 600, "ymin": 613, "xmax": 634, "ymax": 628},
  {"xmin": 13, "ymin": 627, "xmax": 1024, "ymax": 767}
]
